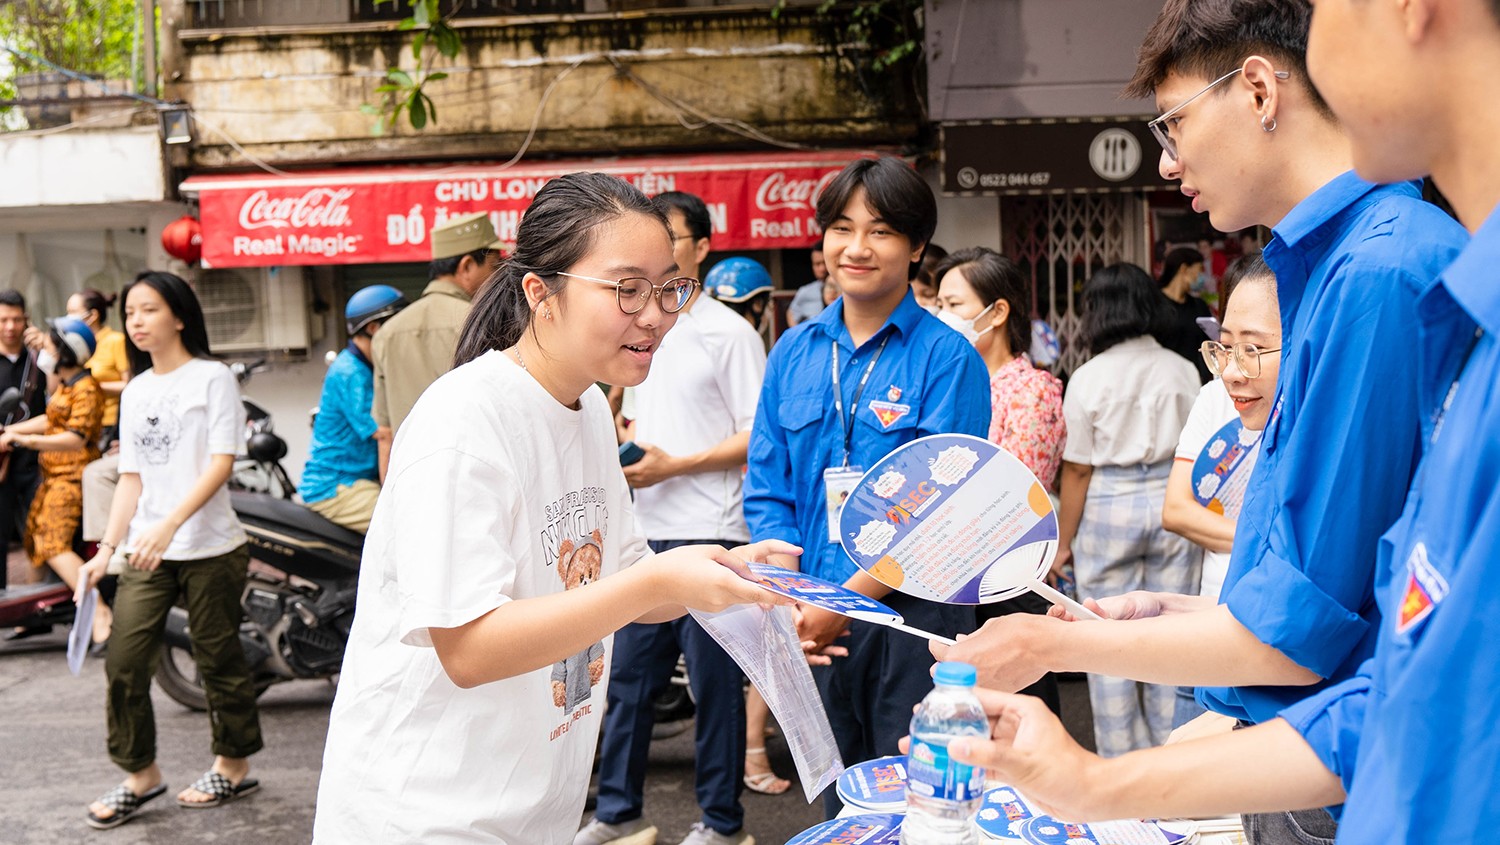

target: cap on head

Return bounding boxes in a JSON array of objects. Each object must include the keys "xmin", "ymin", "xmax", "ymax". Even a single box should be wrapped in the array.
[
  {"xmin": 431, "ymin": 212, "xmax": 503, "ymax": 260},
  {"xmin": 705, "ymin": 257, "xmax": 773, "ymax": 303},
  {"xmin": 345, "ymin": 284, "xmax": 410, "ymax": 335},
  {"xmin": 48, "ymin": 316, "xmax": 96, "ymax": 365}
]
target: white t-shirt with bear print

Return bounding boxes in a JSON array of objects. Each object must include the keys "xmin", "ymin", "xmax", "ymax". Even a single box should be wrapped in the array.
[
  {"xmin": 313, "ymin": 350, "xmax": 652, "ymax": 845},
  {"xmin": 117, "ymin": 357, "xmax": 246, "ymax": 560}
]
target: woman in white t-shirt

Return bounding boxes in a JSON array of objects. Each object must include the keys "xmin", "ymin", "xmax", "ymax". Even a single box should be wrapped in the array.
[
  {"xmin": 1057, "ymin": 263, "xmax": 1201, "ymax": 757},
  {"xmin": 1163, "ymin": 256, "xmax": 1282, "ymax": 602},
  {"xmin": 1160, "ymin": 256, "xmax": 1282, "ymax": 731},
  {"xmin": 77, "ymin": 271, "xmax": 261, "ymax": 829},
  {"xmin": 312, "ymin": 173, "xmax": 793, "ymax": 845}
]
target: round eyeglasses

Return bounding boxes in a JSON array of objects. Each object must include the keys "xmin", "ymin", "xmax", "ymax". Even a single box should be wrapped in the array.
[
  {"xmin": 1200, "ymin": 340, "xmax": 1280, "ymax": 379},
  {"xmin": 557, "ymin": 272, "xmax": 700, "ymax": 315}
]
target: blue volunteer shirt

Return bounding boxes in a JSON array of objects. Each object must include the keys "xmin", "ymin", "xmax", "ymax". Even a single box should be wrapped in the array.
[
  {"xmin": 1282, "ymin": 206, "xmax": 1498, "ymax": 843},
  {"xmin": 744, "ymin": 290, "xmax": 991, "ymax": 583},
  {"xmin": 1199, "ymin": 172, "xmax": 1467, "ymax": 724},
  {"xmin": 301, "ymin": 343, "xmax": 380, "ymax": 504}
]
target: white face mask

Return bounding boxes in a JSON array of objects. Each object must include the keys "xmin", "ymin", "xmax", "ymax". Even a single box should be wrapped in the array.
[
  {"xmin": 936, "ymin": 303, "xmax": 994, "ymax": 345},
  {"xmin": 35, "ymin": 350, "xmax": 57, "ymax": 375},
  {"xmin": 922, "ymin": 303, "xmax": 941, "ymax": 316}
]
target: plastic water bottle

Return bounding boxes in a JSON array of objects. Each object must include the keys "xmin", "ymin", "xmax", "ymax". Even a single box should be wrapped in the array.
[{"xmin": 901, "ymin": 661, "xmax": 987, "ymax": 845}]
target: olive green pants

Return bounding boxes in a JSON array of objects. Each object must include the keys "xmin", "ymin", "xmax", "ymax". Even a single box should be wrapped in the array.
[{"xmin": 104, "ymin": 544, "xmax": 264, "ymax": 772}]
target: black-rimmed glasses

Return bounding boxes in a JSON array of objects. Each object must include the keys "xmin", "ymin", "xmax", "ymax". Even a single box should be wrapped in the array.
[
  {"xmin": 558, "ymin": 272, "xmax": 699, "ymax": 315},
  {"xmin": 1200, "ymin": 340, "xmax": 1280, "ymax": 379},
  {"xmin": 1148, "ymin": 67, "xmax": 1291, "ymax": 162}
]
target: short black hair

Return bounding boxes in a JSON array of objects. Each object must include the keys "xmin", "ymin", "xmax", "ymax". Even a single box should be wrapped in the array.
[
  {"xmin": 0, "ymin": 289, "xmax": 26, "ymax": 312},
  {"xmin": 1124, "ymin": 0, "xmax": 1331, "ymax": 117},
  {"xmin": 917, "ymin": 243, "xmax": 949, "ymax": 287},
  {"xmin": 1158, "ymin": 246, "xmax": 1205, "ymax": 288},
  {"xmin": 429, "ymin": 247, "xmax": 491, "ymax": 282},
  {"xmin": 1083, "ymin": 263, "xmax": 1166, "ymax": 356},
  {"xmin": 653, "ymin": 191, "xmax": 712, "ymax": 242},
  {"xmin": 1218, "ymin": 253, "xmax": 1274, "ymax": 317},
  {"xmin": 933, "ymin": 247, "xmax": 1031, "ymax": 357},
  {"xmin": 815, "ymin": 157, "xmax": 937, "ymax": 280}
]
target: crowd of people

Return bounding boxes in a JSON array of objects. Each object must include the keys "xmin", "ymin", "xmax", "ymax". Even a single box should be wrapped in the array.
[{"xmin": 12, "ymin": 0, "xmax": 1497, "ymax": 842}]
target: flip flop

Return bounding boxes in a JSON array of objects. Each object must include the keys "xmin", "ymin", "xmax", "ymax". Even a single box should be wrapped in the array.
[
  {"xmin": 86, "ymin": 783, "xmax": 167, "ymax": 830},
  {"xmin": 176, "ymin": 771, "xmax": 261, "ymax": 809}
]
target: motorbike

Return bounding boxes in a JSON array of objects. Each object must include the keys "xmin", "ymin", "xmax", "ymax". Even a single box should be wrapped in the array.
[{"xmin": 155, "ymin": 361, "xmax": 363, "ymax": 709}]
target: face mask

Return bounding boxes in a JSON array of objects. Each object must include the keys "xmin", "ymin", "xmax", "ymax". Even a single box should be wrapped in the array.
[
  {"xmin": 36, "ymin": 350, "xmax": 57, "ymax": 374},
  {"xmin": 936, "ymin": 304, "xmax": 994, "ymax": 345},
  {"xmin": 922, "ymin": 303, "xmax": 941, "ymax": 316}
]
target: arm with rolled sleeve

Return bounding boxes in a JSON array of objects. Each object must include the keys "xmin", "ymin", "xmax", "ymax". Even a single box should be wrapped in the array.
[
  {"xmin": 1280, "ymin": 666, "xmax": 1372, "ymax": 797},
  {"xmin": 1221, "ymin": 264, "xmax": 1426, "ymax": 680},
  {"xmin": 743, "ymin": 346, "xmax": 799, "ymax": 553}
]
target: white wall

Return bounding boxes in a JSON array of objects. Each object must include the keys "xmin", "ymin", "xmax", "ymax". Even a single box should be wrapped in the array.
[{"xmin": 925, "ymin": 167, "xmax": 1002, "ymax": 253}]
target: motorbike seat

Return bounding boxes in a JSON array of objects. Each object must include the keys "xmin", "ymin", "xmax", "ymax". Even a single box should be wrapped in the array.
[{"xmin": 230, "ymin": 491, "xmax": 365, "ymax": 550}]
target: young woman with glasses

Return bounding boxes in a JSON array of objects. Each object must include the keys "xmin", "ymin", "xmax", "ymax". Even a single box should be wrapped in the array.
[{"xmin": 312, "ymin": 172, "xmax": 794, "ymax": 844}]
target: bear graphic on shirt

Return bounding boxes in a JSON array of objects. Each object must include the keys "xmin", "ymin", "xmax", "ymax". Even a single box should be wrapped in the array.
[
  {"xmin": 134, "ymin": 394, "xmax": 184, "ymax": 466},
  {"xmin": 551, "ymin": 528, "xmax": 606, "ymax": 711}
]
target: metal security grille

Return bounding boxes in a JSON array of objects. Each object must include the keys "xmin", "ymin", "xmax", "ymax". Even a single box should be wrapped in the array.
[{"xmin": 1000, "ymin": 193, "xmax": 1146, "ymax": 377}]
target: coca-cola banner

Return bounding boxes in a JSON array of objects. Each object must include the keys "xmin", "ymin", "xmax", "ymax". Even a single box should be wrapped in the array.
[{"xmin": 183, "ymin": 150, "xmax": 880, "ymax": 269}]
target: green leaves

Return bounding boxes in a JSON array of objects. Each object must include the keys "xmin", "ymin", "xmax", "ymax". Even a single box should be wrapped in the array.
[{"xmin": 362, "ymin": 0, "xmax": 462, "ymax": 135}]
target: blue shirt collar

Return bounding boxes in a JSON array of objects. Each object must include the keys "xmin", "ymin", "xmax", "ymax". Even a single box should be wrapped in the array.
[
  {"xmin": 1271, "ymin": 170, "xmax": 1384, "ymax": 250},
  {"xmin": 346, "ymin": 340, "xmax": 372, "ymax": 369},
  {"xmin": 812, "ymin": 288, "xmax": 925, "ymax": 349},
  {"xmin": 1431, "ymin": 203, "xmax": 1500, "ymax": 336}
]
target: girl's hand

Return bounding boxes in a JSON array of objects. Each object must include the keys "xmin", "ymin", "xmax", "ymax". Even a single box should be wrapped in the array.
[
  {"xmin": 1047, "ymin": 591, "xmax": 1163, "ymax": 622},
  {"xmin": 0, "ymin": 430, "xmax": 18, "ymax": 451},
  {"xmin": 649, "ymin": 544, "xmax": 793, "ymax": 613},
  {"xmin": 728, "ymin": 539, "xmax": 802, "ymax": 567},
  {"xmin": 76, "ymin": 550, "xmax": 111, "ymax": 603},
  {"xmin": 130, "ymin": 520, "xmax": 181, "ymax": 571}
]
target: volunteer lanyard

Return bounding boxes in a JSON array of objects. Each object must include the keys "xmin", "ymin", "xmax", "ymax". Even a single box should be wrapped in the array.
[
  {"xmin": 1431, "ymin": 327, "xmax": 1484, "ymax": 445},
  {"xmin": 831, "ymin": 333, "xmax": 891, "ymax": 468}
]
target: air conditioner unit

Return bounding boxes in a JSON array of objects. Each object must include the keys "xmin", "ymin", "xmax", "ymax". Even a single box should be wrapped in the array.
[{"xmin": 197, "ymin": 266, "xmax": 310, "ymax": 353}]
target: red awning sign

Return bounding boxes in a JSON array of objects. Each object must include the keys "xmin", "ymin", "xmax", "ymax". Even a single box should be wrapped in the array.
[{"xmin": 181, "ymin": 150, "xmax": 879, "ymax": 268}]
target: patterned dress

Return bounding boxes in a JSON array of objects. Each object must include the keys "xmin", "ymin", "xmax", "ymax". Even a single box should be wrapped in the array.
[
  {"xmin": 986, "ymin": 355, "xmax": 1065, "ymax": 490},
  {"xmin": 25, "ymin": 372, "xmax": 103, "ymax": 564}
]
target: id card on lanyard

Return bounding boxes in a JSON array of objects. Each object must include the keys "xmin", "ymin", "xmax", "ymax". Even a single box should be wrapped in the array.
[{"xmin": 823, "ymin": 335, "xmax": 890, "ymax": 543}]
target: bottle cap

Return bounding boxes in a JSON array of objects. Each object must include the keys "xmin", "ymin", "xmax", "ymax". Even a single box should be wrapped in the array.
[{"xmin": 934, "ymin": 661, "xmax": 977, "ymax": 686}]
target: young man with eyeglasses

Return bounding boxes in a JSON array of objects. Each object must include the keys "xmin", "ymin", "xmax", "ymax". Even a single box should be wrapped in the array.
[
  {"xmin": 931, "ymin": 1, "xmax": 1500, "ymax": 841},
  {"xmin": 744, "ymin": 157, "xmax": 991, "ymax": 818},
  {"xmin": 940, "ymin": 1, "xmax": 1465, "ymax": 841},
  {"xmin": 576, "ymin": 192, "xmax": 768, "ymax": 845}
]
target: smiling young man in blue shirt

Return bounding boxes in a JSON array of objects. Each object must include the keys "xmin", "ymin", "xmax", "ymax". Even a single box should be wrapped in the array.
[
  {"xmin": 743, "ymin": 156, "xmax": 990, "ymax": 817},
  {"xmin": 936, "ymin": 1, "xmax": 1500, "ymax": 841},
  {"xmin": 941, "ymin": 1, "xmax": 1466, "ymax": 839}
]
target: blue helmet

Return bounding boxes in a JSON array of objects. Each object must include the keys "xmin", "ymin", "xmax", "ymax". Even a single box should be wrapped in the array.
[
  {"xmin": 705, "ymin": 257, "xmax": 773, "ymax": 303},
  {"xmin": 345, "ymin": 284, "xmax": 409, "ymax": 335},
  {"xmin": 48, "ymin": 316, "xmax": 96, "ymax": 367}
]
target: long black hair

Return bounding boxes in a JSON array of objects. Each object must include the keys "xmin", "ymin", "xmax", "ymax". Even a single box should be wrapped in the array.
[
  {"xmin": 1083, "ymin": 263, "xmax": 1165, "ymax": 356},
  {"xmin": 932, "ymin": 247, "xmax": 1030, "ymax": 357},
  {"xmin": 121, "ymin": 271, "xmax": 214, "ymax": 376},
  {"xmin": 454, "ymin": 172, "xmax": 669, "ymax": 367}
]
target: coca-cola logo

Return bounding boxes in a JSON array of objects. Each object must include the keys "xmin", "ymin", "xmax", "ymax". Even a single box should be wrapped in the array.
[
  {"xmin": 755, "ymin": 171, "xmax": 839, "ymax": 213},
  {"xmin": 238, "ymin": 188, "xmax": 355, "ymax": 230}
]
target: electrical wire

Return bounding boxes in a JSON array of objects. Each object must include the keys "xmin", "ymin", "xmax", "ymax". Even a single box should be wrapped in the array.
[{"xmin": 188, "ymin": 113, "xmax": 297, "ymax": 176}]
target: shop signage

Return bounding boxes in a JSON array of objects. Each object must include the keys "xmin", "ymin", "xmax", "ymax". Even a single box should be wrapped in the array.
[
  {"xmin": 940, "ymin": 118, "xmax": 1171, "ymax": 195},
  {"xmin": 183, "ymin": 151, "xmax": 877, "ymax": 268}
]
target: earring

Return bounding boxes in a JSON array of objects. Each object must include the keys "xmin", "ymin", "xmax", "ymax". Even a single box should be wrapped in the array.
[
  {"xmin": 543, "ymin": 306, "xmax": 552, "ymax": 321},
  {"xmin": 1261, "ymin": 114, "xmax": 1277, "ymax": 133}
]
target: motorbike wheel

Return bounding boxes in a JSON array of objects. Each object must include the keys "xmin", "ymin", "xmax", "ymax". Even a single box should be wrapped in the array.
[{"xmin": 154, "ymin": 643, "xmax": 277, "ymax": 711}]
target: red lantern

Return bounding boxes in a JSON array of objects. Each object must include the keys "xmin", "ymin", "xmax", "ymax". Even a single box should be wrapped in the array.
[{"xmin": 161, "ymin": 215, "xmax": 203, "ymax": 264}]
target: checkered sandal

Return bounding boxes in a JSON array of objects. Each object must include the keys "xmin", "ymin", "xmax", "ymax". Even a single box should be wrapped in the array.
[
  {"xmin": 176, "ymin": 771, "xmax": 261, "ymax": 809},
  {"xmin": 85, "ymin": 783, "xmax": 167, "ymax": 830}
]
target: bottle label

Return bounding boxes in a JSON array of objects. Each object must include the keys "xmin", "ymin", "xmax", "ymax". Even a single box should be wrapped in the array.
[{"xmin": 906, "ymin": 738, "xmax": 984, "ymax": 802}]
